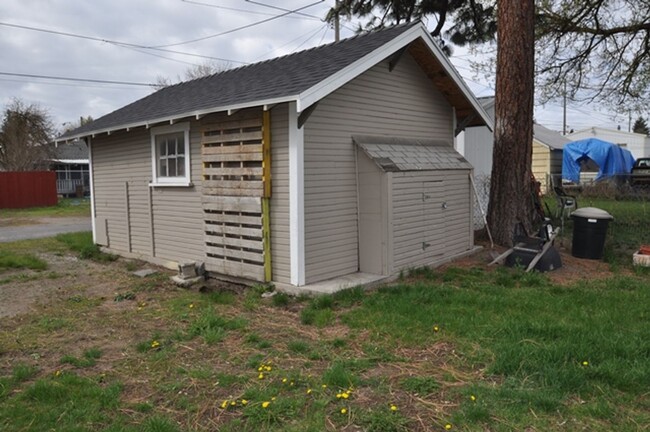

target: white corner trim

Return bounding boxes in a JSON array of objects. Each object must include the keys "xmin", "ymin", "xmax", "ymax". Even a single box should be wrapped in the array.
[
  {"xmin": 87, "ymin": 137, "xmax": 97, "ymax": 243},
  {"xmin": 288, "ymin": 101, "xmax": 305, "ymax": 286}
]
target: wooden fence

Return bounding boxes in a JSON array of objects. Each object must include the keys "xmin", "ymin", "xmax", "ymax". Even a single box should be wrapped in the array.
[{"xmin": 0, "ymin": 171, "xmax": 57, "ymax": 209}]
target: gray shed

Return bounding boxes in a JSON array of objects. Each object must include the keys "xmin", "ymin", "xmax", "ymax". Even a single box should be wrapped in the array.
[
  {"xmin": 356, "ymin": 136, "xmax": 474, "ymax": 276},
  {"xmin": 59, "ymin": 21, "xmax": 491, "ymax": 291}
]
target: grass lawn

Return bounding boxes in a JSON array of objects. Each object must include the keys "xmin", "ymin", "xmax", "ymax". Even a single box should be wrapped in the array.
[
  {"xmin": 0, "ymin": 198, "xmax": 91, "ymax": 220},
  {"xmin": 0, "ymin": 233, "xmax": 648, "ymax": 431}
]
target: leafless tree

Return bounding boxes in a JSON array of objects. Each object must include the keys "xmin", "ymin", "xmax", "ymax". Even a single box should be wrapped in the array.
[
  {"xmin": 154, "ymin": 60, "xmax": 232, "ymax": 90},
  {"xmin": 0, "ymin": 99, "xmax": 55, "ymax": 171}
]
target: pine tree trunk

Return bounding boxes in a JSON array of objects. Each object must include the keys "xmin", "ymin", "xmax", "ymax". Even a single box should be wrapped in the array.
[{"xmin": 487, "ymin": 0, "xmax": 536, "ymax": 246}]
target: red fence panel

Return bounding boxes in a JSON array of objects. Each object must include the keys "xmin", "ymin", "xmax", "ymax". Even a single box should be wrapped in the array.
[{"xmin": 0, "ymin": 171, "xmax": 58, "ymax": 209}]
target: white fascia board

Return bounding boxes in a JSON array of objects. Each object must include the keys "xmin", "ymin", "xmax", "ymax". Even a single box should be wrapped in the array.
[
  {"xmin": 297, "ymin": 24, "xmax": 424, "ymax": 112},
  {"xmin": 51, "ymin": 159, "xmax": 89, "ymax": 164},
  {"xmin": 288, "ymin": 101, "xmax": 306, "ymax": 286},
  {"xmin": 59, "ymin": 95, "xmax": 298, "ymax": 142},
  {"xmin": 416, "ymin": 28, "xmax": 495, "ymax": 132}
]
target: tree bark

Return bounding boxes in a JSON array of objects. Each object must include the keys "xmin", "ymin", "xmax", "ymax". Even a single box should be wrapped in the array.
[{"xmin": 487, "ymin": 0, "xmax": 536, "ymax": 246}]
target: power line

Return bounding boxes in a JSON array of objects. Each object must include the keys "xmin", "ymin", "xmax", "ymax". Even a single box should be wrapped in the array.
[
  {"xmin": 0, "ymin": 72, "xmax": 154, "ymax": 87},
  {"xmin": 181, "ymin": 0, "xmax": 319, "ymax": 20},
  {"xmin": 244, "ymin": 0, "xmax": 324, "ymax": 20},
  {"xmin": 0, "ymin": 21, "xmax": 248, "ymax": 64},
  {"xmin": 153, "ymin": 1, "xmax": 325, "ymax": 48},
  {"xmin": 253, "ymin": 23, "xmax": 327, "ymax": 61},
  {"xmin": 0, "ymin": 77, "xmax": 147, "ymax": 91}
]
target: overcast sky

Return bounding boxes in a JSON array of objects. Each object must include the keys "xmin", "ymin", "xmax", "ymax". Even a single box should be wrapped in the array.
[{"xmin": 0, "ymin": 0, "xmax": 637, "ymax": 135}]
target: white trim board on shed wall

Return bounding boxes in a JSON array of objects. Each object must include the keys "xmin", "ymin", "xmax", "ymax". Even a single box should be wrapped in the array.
[{"xmin": 288, "ymin": 101, "xmax": 305, "ymax": 286}]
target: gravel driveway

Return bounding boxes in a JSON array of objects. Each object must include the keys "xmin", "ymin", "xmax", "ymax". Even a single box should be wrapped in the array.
[{"xmin": 0, "ymin": 217, "xmax": 91, "ymax": 242}]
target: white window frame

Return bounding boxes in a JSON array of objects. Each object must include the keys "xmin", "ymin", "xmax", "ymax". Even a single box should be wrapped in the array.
[{"xmin": 149, "ymin": 123, "xmax": 192, "ymax": 187}]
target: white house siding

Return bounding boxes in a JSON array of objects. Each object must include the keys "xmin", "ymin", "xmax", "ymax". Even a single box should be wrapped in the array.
[
  {"xmin": 568, "ymin": 127, "xmax": 650, "ymax": 159},
  {"xmin": 303, "ymin": 54, "xmax": 454, "ymax": 284},
  {"xmin": 391, "ymin": 170, "xmax": 472, "ymax": 272},
  {"xmin": 269, "ymin": 104, "xmax": 291, "ymax": 284},
  {"xmin": 460, "ymin": 121, "xmax": 494, "ymax": 179},
  {"xmin": 92, "ymin": 121, "xmax": 205, "ymax": 266}
]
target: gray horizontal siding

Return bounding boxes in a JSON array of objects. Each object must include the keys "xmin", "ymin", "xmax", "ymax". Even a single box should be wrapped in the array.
[
  {"xmin": 270, "ymin": 104, "xmax": 291, "ymax": 284},
  {"xmin": 303, "ymin": 53, "xmax": 454, "ymax": 284},
  {"xmin": 92, "ymin": 120, "xmax": 205, "ymax": 265}
]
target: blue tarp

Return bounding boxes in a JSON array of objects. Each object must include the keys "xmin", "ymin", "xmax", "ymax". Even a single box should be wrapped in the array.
[{"xmin": 562, "ymin": 138, "xmax": 636, "ymax": 183}]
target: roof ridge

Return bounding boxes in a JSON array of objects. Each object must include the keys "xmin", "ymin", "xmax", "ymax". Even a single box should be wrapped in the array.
[{"xmin": 175, "ymin": 20, "xmax": 419, "ymax": 87}]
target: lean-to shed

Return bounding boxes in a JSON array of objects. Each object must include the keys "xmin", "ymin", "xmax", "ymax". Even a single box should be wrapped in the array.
[{"xmin": 59, "ymin": 21, "xmax": 491, "ymax": 291}]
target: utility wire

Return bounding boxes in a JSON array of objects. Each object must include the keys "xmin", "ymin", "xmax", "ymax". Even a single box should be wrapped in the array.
[
  {"xmin": 244, "ymin": 0, "xmax": 323, "ymax": 20},
  {"xmin": 182, "ymin": 0, "xmax": 318, "ymax": 20},
  {"xmin": 0, "ymin": 21, "xmax": 248, "ymax": 64},
  {"xmin": 153, "ymin": 1, "xmax": 325, "ymax": 48},
  {"xmin": 0, "ymin": 72, "xmax": 154, "ymax": 87}
]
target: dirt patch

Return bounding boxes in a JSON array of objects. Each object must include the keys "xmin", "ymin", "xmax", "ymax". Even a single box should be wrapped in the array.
[
  {"xmin": 442, "ymin": 241, "xmax": 617, "ymax": 286},
  {"xmin": 0, "ymin": 217, "xmax": 39, "ymax": 228}
]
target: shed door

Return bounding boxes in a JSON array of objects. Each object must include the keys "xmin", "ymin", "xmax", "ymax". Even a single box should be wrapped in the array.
[{"xmin": 422, "ymin": 181, "xmax": 446, "ymax": 257}]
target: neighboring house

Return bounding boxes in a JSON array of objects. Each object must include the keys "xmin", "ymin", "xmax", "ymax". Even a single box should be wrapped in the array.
[
  {"xmin": 568, "ymin": 126, "xmax": 650, "ymax": 159},
  {"xmin": 59, "ymin": 22, "xmax": 491, "ymax": 291},
  {"xmin": 457, "ymin": 96, "xmax": 569, "ymax": 192},
  {"xmin": 50, "ymin": 140, "xmax": 90, "ymax": 196}
]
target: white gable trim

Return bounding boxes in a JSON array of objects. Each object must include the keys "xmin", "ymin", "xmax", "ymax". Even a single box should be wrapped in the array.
[{"xmin": 297, "ymin": 22, "xmax": 494, "ymax": 132}]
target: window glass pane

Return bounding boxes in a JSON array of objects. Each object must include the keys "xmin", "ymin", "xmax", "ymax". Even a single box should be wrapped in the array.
[
  {"xmin": 177, "ymin": 157, "xmax": 185, "ymax": 177},
  {"xmin": 168, "ymin": 158, "xmax": 177, "ymax": 177},
  {"xmin": 177, "ymin": 136, "xmax": 185, "ymax": 155},
  {"xmin": 159, "ymin": 158, "xmax": 167, "ymax": 177},
  {"xmin": 155, "ymin": 131, "xmax": 187, "ymax": 179}
]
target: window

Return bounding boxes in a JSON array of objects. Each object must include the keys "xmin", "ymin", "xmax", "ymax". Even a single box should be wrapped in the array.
[{"xmin": 150, "ymin": 123, "xmax": 191, "ymax": 186}]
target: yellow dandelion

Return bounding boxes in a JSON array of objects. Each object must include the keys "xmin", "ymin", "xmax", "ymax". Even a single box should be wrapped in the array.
[
  {"xmin": 230, "ymin": 401, "xmax": 236, "ymax": 406},
  {"xmin": 336, "ymin": 393, "xmax": 342, "ymax": 399},
  {"xmin": 282, "ymin": 378, "xmax": 288, "ymax": 383},
  {"xmin": 445, "ymin": 423, "xmax": 452, "ymax": 430},
  {"xmin": 321, "ymin": 384, "xmax": 327, "ymax": 389},
  {"xmin": 150, "ymin": 340, "xmax": 160, "ymax": 348},
  {"xmin": 433, "ymin": 325, "xmax": 440, "ymax": 332},
  {"xmin": 271, "ymin": 397, "xmax": 276, "ymax": 401},
  {"xmin": 306, "ymin": 388, "xmax": 312, "ymax": 394},
  {"xmin": 390, "ymin": 404, "xmax": 398, "ymax": 411},
  {"xmin": 220, "ymin": 400, "xmax": 228, "ymax": 409},
  {"xmin": 262, "ymin": 401, "xmax": 270, "ymax": 408},
  {"xmin": 470, "ymin": 395, "xmax": 476, "ymax": 401},
  {"xmin": 241, "ymin": 399, "xmax": 248, "ymax": 405},
  {"xmin": 258, "ymin": 366, "xmax": 264, "ymax": 372},
  {"xmin": 340, "ymin": 408, "xmax": 347, "ymax": 414},
  {"xmin": 582, "ymin": 360, "xmax": 589, "ymax": 366},
  {"xmin": 258, "ymin": 373, "xmax": 264, "ymax": 380},
  {"xmin": 189, "ymin": 304, "xmax": 194, "ymax": 308},
  {"xmin": 341, "ymin": 392, "xmax": 349, "ymax": 399},
  {"xmin": 290, "ymin": 381, "xmax": 294, "ymax": 386},
  {"xmin": 54, "ymin": 370, "xmax": 61, "ymax": 376},
  {"xmin": 265, "ymin": 366, "xmax": 272, "ymax": 371}
]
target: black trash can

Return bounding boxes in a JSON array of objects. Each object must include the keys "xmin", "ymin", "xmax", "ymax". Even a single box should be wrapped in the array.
[{"xmin": 570, "ymin": 207, "xmax": 614, "ymax": 259}]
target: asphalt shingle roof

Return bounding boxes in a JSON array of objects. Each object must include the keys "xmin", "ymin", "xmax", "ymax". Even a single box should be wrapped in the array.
[
  {"xmin": 354, "ymin": 135, "xmax": 472, "ymax": 171},
  {"xmin": 52, "ymin": 140, "xmax": 89, "ymax": 160},
  {"xmin": 63, "ymin": 22, "xmax": 418, "ymax": 139}
]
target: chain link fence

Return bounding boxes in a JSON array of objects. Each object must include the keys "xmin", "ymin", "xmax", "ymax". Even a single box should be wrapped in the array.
[
  {"xmin": 471, "ymin": 173, "xmax": 491, "ymax": 230},
  {"xmin": 472, "ymin": 173, "xmax": 649, "ymax": 253}
]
